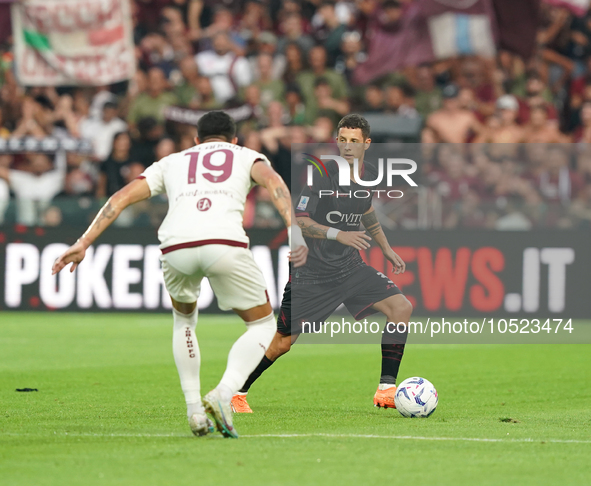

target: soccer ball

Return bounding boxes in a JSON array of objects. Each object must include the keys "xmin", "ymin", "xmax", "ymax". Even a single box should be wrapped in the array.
[{"xmin": 394, "ymin": 377, "xmax": 438, "ymax": 418}]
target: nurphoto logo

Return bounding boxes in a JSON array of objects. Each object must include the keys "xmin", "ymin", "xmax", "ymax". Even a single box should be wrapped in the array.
[{"xmin": 304, "ymin": 153, "xmax": 418, "ymax": 199}]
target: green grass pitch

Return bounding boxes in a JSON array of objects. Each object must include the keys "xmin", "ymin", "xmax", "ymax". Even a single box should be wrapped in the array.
[{"xmin": 1, "ymin": 313, "xmax": 590, "ymax": 486}]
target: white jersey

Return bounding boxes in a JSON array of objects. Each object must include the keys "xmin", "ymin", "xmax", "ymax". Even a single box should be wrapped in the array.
[{"xmin": 140, "ymin": 141, "xmax": 271, "ymax": 253}]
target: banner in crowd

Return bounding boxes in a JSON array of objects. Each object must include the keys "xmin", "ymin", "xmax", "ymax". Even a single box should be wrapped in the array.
[
  {"xmin": 544, "ymin": 0, "xmax": 590, "ymax": 17},
  {"xmin": 0, "ymin": 227, "xmax": 588, "ymax": 317},
  {"xmin": 164, "ymin": 105, "xmax": 256, "ymax": 126},
  {"xmin": 11, "ymin": 0, "xmax": 135, "ymax": 86},
  {"xmin": 0, "ymin": 136, "xmax": 93, "ymax": 154},
  {"xmin": 353, "ymin": 0, "xmax": 540, "ymax": 85}
]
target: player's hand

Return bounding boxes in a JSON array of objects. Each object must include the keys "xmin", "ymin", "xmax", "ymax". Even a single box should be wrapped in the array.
[
  {"xmin": 289, "ymin": 245, "xmax": 308, "ymax": 268},
  {"xmin": 52, "ymin": 240, "xmax": 87, "ymax": 275},
  {"xmin": 336, "ymin": 231, "xmax": 372, "ymax": 251},
  {"xmin": 384, "ymin": 247, "xmax": 405, "ymax": 274}
]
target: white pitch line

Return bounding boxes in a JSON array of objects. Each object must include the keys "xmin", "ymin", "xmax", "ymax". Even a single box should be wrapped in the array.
[
  {"xmin": 2, "ymin": 432, "xmax": 591, "ymax": 444},
  {"xmin": 241, "ymin": 433, "xmax": 591, "ymax": 444}
]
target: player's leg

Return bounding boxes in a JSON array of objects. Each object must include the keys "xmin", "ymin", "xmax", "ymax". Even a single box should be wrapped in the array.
[
  {"xmin": 343, "ymin": 266, "xmax": 412, "ymax": 408},
  {"xmin": 161, "ymin": 252, "xmax": 212, "ymax": 436},
  {"xmin": 233, "ymin": 282, "xmax": 295, "ymax": 412},
  {"xmin": 202, "ymin": 246, "xmax": 277, "ymax": 437},
  {"xmin": 371, "ymin": 293, "xmax": 413, "ymax": 408},
  {"xmin": 233, "ymin": 276, "xmax": 343, "ymax": 412}
]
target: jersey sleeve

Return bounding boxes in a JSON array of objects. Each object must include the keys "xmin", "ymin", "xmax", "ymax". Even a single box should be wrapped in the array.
[{"xmin": 139, "ymin": 158, "xmax": 166, "ymax": 196}]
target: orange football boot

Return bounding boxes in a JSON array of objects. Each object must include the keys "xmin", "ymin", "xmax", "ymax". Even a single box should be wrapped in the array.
[
  {"xmin": 231, "ymin": 394, "xmax": 253, "ymax": 413},
  {"xmin": 373, "ymin": 385, "xmax": 397, "ymax": 409}
]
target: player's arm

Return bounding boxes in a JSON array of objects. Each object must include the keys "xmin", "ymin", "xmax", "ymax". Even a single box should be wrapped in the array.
[
  {"xmin": 52, "ymin": 178, "xmax": 151, "ymax": 274},
  {"xmin": 250, "ymin": 160, "xmax": 308, "ymax": 267},
  {"xmin": 296, "ymin": 216, "xmax": 372, "ymax": 251},
  {"xmin": 361, "ymin": 206, "xmax": 405, "ymax": 274}
]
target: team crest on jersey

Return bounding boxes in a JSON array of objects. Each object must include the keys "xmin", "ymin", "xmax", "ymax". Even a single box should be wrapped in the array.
[
  {"xmin": 297, "ymin": 196, "xmax": 309, "ymax": 210},
  {"xmin": 197, "ymin": 198, "xmax": 212, "ymax": 211}
]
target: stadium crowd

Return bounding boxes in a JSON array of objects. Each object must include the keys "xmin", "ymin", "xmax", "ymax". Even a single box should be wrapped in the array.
[{"xmin": 1, "ymin": 0, "xmax": 591, "ymax": 229}]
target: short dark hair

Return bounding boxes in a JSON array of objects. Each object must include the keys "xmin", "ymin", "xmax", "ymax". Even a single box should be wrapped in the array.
[
  {"xmin": 337, "ymin": 114, "xmax": 370, "ymax": 140},
  {"xmin": 34, "ymin": 95, "xmax": 54, "ymax": 111},
  {"xmin": 197, "ymin": 111, "xmax": 236, "ymax": 142}
]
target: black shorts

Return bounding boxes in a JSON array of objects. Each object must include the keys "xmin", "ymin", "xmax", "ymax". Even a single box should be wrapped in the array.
[{"xmin": 276, "ymin": 264, "xmax": 402, "ymax": 336}]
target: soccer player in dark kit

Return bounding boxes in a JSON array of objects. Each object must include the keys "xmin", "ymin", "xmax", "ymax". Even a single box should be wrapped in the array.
[{"xmin": 232, "ymin": 114, "xmax": 413, "ymax": 413}]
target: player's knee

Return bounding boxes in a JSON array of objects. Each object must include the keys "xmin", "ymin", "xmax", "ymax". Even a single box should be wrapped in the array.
[
  {"xmin": 388, "ymin": 295, "xmax": 413, "ymax": 321},
  {"xmin": 399, "ymin": 296, "xmax": 413, "ymax": 316}
]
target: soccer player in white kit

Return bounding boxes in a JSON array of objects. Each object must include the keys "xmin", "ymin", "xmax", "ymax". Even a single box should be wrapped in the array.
[{"xmin": 52, "ymin": 111, "xmax": 308, "ymax": 438}]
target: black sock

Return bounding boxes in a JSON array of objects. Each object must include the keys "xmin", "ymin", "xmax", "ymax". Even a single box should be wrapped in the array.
[
  {"xmin": 380, "ymin": 322, "xmax": 408, "ymax": 385},
  {"xmin": 238, "ymin": 355, "xmax": 275, "ymax": 393}
]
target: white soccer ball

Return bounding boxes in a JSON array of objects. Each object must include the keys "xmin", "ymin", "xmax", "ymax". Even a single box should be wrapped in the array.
[{"xmin": 395, "ymin": 377, "xmax": 438, "ymax": 418}]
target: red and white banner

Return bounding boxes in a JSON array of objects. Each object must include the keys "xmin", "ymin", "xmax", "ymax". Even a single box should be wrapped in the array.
[{"xmin": 11, "ymin": 0, "xmax": 135, "ymax": 86}]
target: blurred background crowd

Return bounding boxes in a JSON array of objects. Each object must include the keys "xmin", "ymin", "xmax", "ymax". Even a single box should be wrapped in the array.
[{"xmin": 1, "ymin": 0, "xmax": 591, "ymax": 229}]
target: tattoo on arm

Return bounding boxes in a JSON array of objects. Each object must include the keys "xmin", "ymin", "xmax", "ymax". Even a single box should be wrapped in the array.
[
  {"xmin": 298, "ymin": 218, "xmax": 328, "ymax": 238},
  {"xmin": 94, "ymin": 202, "xmax": 116, "ymax": 231},
  {"xmin": 361, "ymin": 210, "xmax": 382, "ymax": 238},
  {"xmin": 269, "ymin": 182, "xmax": 291, "ymax": 227}
]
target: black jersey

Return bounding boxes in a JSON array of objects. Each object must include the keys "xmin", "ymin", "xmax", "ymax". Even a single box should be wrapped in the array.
[{"xmin": 294, "ymin": 160, "xmax": 378, "ymax": 284}]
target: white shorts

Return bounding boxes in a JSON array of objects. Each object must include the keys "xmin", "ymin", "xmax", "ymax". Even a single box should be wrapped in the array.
[{"xmin": 161, "ymin": 245, "xmax": 268, "ymax": 311}]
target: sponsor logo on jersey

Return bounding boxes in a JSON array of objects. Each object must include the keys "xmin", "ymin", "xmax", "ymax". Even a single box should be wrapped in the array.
[
  {"xmin": 326, "ymin": 211, "xmax": 363, "ymax": 225},
  {"xmin": 196, "ymin": 198, "xmax": 212, "ymax": 211},
  {"xmin": 297, "ymin": 196, "xmax": 309, "ymax": 210}
]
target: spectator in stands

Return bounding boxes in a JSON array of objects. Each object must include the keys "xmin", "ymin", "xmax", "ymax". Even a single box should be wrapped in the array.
[
  {"xmin": 130, "ymin": 117, "xmax": 163, "ymax": 168},
  {"xmin": 174, "ymin": 56, "xmax": 201, "ymax": 107},
  {"xmin": 128, "ymin": 67, "xmax": 178, "ymax": 129},
  {"xmin": 525, "ymin": 105, "xmax": 567, "ymax": 143},
  {"xmin": 195, "ymin": 31, "xmax": 253, "ymax": 104},
  {"xmin": 412, "ymin": 63, "xmax": 442, "ymax": 118},
  {"xmin": 476, "ymin": 95, "xmax": 525, "ymax": 143},
  {"xmin": 97, "ymin": 131, "xmax": 135, "ymax": 198},
  {"xmin": 195, "ymin": 6, "xmax": 247, "ymax": 55},
  {"xmin": 283, "ymin": 42, "xmax": 306, "ymax": 85},
  {"xmin": 312, "ymin": 1, "xmax": 347, "ymax": 65},
  {"xmin": 0, "ymin": 152, "xmax": 66, "ymax": 226},
  {"xmin": 80, "ymin": 101, "xmax": 128, "ymax": 161},
  {"xmin": 249, "ymin": 31, "xmax": 286, "ymax": 81},
  {"xmin": 276, "ymin": 13, "xmax": 315, "ymax": 56},
  {"xmin": 359, "ymin": 83, "xmax": 385, "ymax": 113},
  {"xmin": 384, "ymin": 83, "xmax": 419, "ymax": 118},
  {"xmin": 424, "ymin": 84, "xmax": 483, "ymax": 142},
  {"xmin": 335, "ymin": 31, "xmax": 367, "ymax": 85},
  {"xmin": 297, "ymin": 45, "xmax": 348, "ymax": 124},
  {"xmin": 457, "ymin": 58, "xmax": 497, "ymax": 118},
  {"xmin": 139, "ymin": 32, "xmax": 178, "ymax": 77},
  {"xmin": 239, "ymin": 1, "xmax": 272, "ymax": 44},
  {"xmin": 314, "ymin": 78, "xmax": 350, "ymax": 125},
  {"xmin": 155, "ymin": 137, "xmax": 177, "ymax": 160},
  {"xmin": 284, "ymin": 84, "xmax": 307, "ymax": 124},
  {"xmin": 64, "ymin": 152, "xmax": 95, "ymax": 197},
  {"xmin": 535, "ymin": 146, "xmax": 584, "ymax": 205},
  {"xmin": 12, "ymin": 95, "xmax": 57, "ymax": 139},
  {"xmin": 519, "ymin": 70, "xmax": 558, "ymax": 124},
  {"xmin": 252, "ymin": 52, "xmax": 286, "ymax": 109},
  {"xmin": 434, "ymin": 153, "xmax": 473, "ymax": 202},
  {"xmin": 309, "ymin": 115, "xmax": 335, "ymax": 143}
]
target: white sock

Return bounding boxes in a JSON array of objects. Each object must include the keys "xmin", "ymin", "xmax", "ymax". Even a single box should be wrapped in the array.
[
  {"xmin": 172, "ymin": 307, "xmax": 204, "ymax": 417},
  {"xmin": 217, "ymin": 312, "xmax": 276, "ymax": 401}
]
